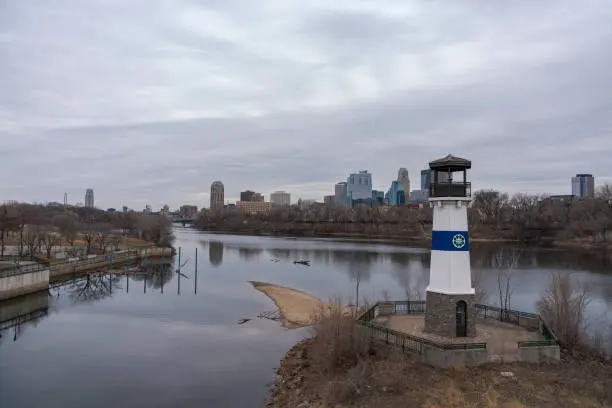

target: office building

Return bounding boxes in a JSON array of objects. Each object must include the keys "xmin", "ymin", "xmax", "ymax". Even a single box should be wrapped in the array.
[
  {"xmin": 397, "ymin": 168, "xmax": 410, "ymax": 199},
  {"xmin": 210, "ymin": 181, "xmax": 225, "ymax": 212},
  {"xmin": 571, "ymin": 174, "xmax": 595, "ymax": 199},
  {"xmin": 347, "ymin": 170, "xmax": 372, "ymax": 202},
  {"xmin": 334, "ymin": 182, "xmax": 349, "ymax": 206},
  {"xmin": 409, "ymin": 189, "xmax": 427, "ymax": 203},
  {"xmin": 385, "ymin": 181, "xmax": 406, "ymax": 206},
  {"xmin": 240, "ymin": 190, "xmax": 264, "ymax": 202},
  {"xmin": 270, "ymin": 191, "xmax": 291, "ymax": 207},
  {"xmin": 236, "ymin": 201, "xmax": 272, "ymax": 215},
  {"xmin": 180, "ymin": 205, "xmax": 198, "ymax": 218},
  {"xmin": 85, "ymin": 189, "xmax": 94, "ymax": 208},
  {"xmin": 372, "ymin": 190, "xmax": 385, "ymax": 206},
  {"xmin": 323, "ymin": 195, "xmax": 334, "ymax": 205},
  {"xmin": 420, "ymin": 168, "xmax": 432, "ymax": 200},
  {"xmin": 298, "ymin": 199, "xmax": 317, "ymax": 210}
]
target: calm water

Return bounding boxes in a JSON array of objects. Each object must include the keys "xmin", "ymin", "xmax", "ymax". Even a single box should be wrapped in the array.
[{"xmin": 1, "ymin": 228, "xmax": 611, "ymax": 408}]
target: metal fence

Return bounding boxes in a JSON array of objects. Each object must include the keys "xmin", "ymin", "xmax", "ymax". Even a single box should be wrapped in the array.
[
  {"xmin": 357, "ymin": 301, "xmax": 487, "ymax": 353},
  {"xmin": 1, "ymin": 246, "xmax": 170, "ymax": 278},
  {"xmin": 357, "ymin": 300, "xmax": 559, "ymax": 352},
  {"xmin": 473, "ymin": 304, "xmax": 559, "ymax": 348},
  {"xmin": 393, "ymin": 300, "xmax": 426, "ymax": 315}
]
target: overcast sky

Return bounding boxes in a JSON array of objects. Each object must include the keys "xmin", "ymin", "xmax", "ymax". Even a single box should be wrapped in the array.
[{"xmin": 1, "ymin": 0, "xmax": 611, "ymax": 210}]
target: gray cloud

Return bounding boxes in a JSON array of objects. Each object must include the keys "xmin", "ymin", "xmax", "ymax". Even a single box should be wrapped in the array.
[{"xmin": 1, "ymin": 0, "xmax": 611, "ymax": 209}]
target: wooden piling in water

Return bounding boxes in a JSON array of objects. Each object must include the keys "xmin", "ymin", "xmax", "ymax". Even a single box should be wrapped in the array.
[
  {"xmin": 194, "ymin": 247, "xmax": 198, "ymax": 294},
  {"xmin": 177, "ymin": 247, "xmax": 181, "ymax": 295}
]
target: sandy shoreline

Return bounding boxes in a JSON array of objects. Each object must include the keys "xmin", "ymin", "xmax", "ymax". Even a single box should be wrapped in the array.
[{"xmin": 249, "ymin": 281, "xmax": 353, "ymax": 329}]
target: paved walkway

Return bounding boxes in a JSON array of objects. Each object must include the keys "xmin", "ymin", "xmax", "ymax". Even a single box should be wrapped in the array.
[{"xmin": 382, "ymin": 315, "xmax": 543, "ymax": 361}]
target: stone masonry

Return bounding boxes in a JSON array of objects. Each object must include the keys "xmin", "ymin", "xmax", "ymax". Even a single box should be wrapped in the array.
[{"xmin": 424, "ymin": 291, "xmax": 476, "ymax": 338}]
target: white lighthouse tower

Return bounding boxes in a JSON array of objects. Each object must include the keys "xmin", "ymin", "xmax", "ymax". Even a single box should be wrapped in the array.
[{"xmin": 424, "ymin": 154, "xmax": 476, "ymax": 338}]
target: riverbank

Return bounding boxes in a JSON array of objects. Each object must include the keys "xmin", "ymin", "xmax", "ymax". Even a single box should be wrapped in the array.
[
  {"xmin": 266, "ymin": 339, "xmax": 612, "ymax": 408},
  {"xmin": 199, "ymin": 227, "xmax": 612, "ymax": 252},
  {"xmin": 253, "ymin": 282, "xmax": 611, "ymax": 407}
]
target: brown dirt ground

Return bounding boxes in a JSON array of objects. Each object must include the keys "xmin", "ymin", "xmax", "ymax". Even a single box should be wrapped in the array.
[{"xmin": 267, "ymin": 339, "xmax": 612, "ymax": 408}]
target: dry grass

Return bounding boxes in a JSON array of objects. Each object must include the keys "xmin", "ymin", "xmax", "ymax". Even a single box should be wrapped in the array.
[
  {"xmin": 537, "ymin": 272, "xmax": 591, "ymax": 353},
  {"xmin": 268, "ymin": 303, "xmax": 612, "ymax": 408}
]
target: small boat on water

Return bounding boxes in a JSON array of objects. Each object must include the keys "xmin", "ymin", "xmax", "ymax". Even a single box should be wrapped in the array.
[{"xmin": 293, "ymin": 260, "xmax": 311, "ymax": 266}]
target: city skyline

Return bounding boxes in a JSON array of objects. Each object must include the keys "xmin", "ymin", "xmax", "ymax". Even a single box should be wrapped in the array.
[
  {"xmin": 13, "ymin": 168, "xmax": 605, "ymax": 212},
  {"xmin": 2, "ymin": 1, "xmax": 612, "ymax": 210}
]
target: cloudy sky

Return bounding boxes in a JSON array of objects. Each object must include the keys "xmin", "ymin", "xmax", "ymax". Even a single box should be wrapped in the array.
[{"xmin": 1, "ymin": 0, "xmax": 611, "ymax": 210}]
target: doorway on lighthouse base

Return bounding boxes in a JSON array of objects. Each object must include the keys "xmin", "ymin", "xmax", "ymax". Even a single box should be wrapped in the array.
[{"xmin": 455, "ymin": 300, "xmax": 468, "ymax": 337}]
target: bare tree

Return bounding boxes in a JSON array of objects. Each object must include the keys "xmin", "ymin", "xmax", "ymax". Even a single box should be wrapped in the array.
[
  {"xmin": 111, "ymin": 235, "xmax": 122, "ymax": 251},
  {"xmin": 96, "ymin": 224, "xmax": 112, "ymax": 253},
  {"xmin": 0, "ymin": 205, "xmax": 16, "ymax": 258},
  {"xmin": 596, "ymin": 183, "xmax": 612, "ymax": 204},
  {"xmin": 41, "ymin": 231, "xmax": 60, "ymax": 259},
  {"xmin": 137, "ymin": 215, "xmax": 174, "ymax": 246},
  {"xmin": 537, "ymin": 272, "xmax": 591, "ymax": 352},
  {"xmin": 493, "ymin": 248, "xmax": 520, "ymax": 320},
  {"xmin": 471, "ymin": 268, "xmax": 488, "ymax": 305},
  {"xmin": 472, "ymin": 189, "xmax": 509, "ymax": 227},
  {"xmin": 57, "ymin": 215, "xmax": 77, "ymax": 246},
  {"xmin": 15, "ymin": 205, "xmax": 29, "ymax": 259},
  {"xmin": 24, "ymin": 230, "xmax": 40, "ymax": 259},
  {"xmin": 81, "ymin": 226, "xmax": 98, "ymax": 255}
]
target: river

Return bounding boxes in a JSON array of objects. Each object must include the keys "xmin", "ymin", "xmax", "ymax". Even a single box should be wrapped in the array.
[{"xmin": 1, "ymin": 228, "xmax": 611, "ymax": 408}]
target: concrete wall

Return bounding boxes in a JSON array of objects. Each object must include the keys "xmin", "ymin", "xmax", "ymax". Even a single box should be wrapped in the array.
[
  {"xmin": 518, "ymin": 345, "xmax": 561, "ymax": 363},
  {"xmin": 422, "ymin": 344, "xmax": 488, "ymax": 368},
  {"xmin": 0, "ymin": 269, "xmax": 49, "ymax": 301},
  {"xmin": 50, "ymin": 247, "xmax": 173, "ymax": 279}
]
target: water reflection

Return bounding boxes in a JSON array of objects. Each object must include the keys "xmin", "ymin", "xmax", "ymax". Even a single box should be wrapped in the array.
[
  {"xmin": 209, "ymin": 240, "xmax": 224, "ymax": 266},
  {"xmin": 130, "ymin": 261, "xmax": 176, "ymax": 290},
  {"xmin": 218, "ymin": 240, "xmax": 612, "ymax": 277},
  {"xmin": 2, "ymin": 230, "xmax": 611, "ymax": 408},
  {"xmin": 0, "ymin": 290, "xmax": 49, "ymax": 345},
  {"xmin": 238, "ymin": 247, "xmax": 263, "ymax": 262}
]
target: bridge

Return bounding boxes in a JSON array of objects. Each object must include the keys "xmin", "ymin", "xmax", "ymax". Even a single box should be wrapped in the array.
[{"xmin": 171, "ymin": 217, "xmax": 194, "ymax": 226}]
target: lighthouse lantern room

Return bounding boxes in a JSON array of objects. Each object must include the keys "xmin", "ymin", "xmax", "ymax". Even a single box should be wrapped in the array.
[{"xmin": 424, "ymin": 154, "xmax": 476, "ymax": 338}]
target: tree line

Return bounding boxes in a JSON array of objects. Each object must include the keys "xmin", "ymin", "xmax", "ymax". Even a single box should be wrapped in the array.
[
  {"xmin": 195, "ymin": 183, "xmax": 612, "ymax": 245},
  {"xmin": 0, "ymin": 203, "xmax": 174, "ymax": 259}
]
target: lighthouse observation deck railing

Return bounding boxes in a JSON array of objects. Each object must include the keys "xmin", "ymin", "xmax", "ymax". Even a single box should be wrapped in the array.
[
  {"xmin": 429, "ymin": 182, "xmax": 471, "ymax": 198},
  {"xmin": 357, "ymin": 301, "xmax": 487, "ymax": 353},
  {"xmin": 357, "ymin": 301, "xmax": 559, "ymax": 353}
]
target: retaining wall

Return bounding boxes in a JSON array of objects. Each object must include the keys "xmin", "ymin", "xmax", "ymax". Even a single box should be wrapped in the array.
[
  {"xmin": 50, "ymin": 247, "xmax": 173, "ymax": 279},
  {"xmin": 518, "ymin": 345, "xmax": 561, "ymax": 363},
  {"xmin": 0, "ymin": 269, "xmax": 49, "ymax": 301},
  {"xmin": 422, "ymin": 344, "xmax": 489, "ymax": 368}
]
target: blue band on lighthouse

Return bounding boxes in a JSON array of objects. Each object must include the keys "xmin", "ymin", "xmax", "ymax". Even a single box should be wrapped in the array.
[{"xmin": 431, "ymin": 231, "xmax": 469, "ymax": 251}]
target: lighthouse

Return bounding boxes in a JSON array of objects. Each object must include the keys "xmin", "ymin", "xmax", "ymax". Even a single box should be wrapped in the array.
[{"xmin": 424, "ymin": 154, "xmax": 476, "ymax": 338}]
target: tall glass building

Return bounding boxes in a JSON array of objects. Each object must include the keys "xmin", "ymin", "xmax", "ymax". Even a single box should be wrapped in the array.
[{"xmin": 571, "ymin": 174, "xmax": 595, "ymax": 198}]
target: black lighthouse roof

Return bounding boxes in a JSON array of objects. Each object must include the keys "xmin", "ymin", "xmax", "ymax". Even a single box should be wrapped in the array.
[{"xmin": 428, "ymin": 154, "xmax": 472, "ymax": 172}]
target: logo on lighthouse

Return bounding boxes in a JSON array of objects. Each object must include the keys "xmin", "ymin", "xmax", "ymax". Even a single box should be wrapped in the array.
[{"xmin": 452, "ymin": 234, "xmax": 466, "ymax": 249}]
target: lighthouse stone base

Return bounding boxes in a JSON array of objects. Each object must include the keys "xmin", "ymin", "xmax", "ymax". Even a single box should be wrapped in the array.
[{"xmin": 424, "ymin": 291, "xmax": 476, "ymax": 338}]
